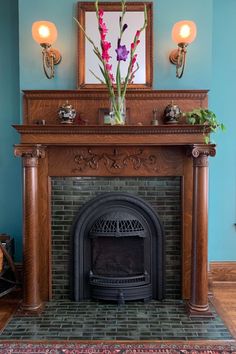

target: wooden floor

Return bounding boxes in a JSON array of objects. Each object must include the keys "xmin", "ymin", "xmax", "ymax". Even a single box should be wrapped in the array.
[
  {"xmin": 0, "ymin": 289, "xmax": 21, "ymax": 332},
  {"xmin": 210, "ymin": 283, "xmax": 236, "ymax": 339},
  {"xmin": 0, "ymin": 284, "xmax": 235, "ymax": 340}
]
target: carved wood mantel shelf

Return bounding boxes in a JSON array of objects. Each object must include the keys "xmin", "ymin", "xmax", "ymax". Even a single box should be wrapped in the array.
[
  {"xmin": 14, "ymin": 90, "xmax": 215, "ymax": 317},
  {"xmin": 13, "ymin": 124, "xmax": 210, "ymax": 145}
]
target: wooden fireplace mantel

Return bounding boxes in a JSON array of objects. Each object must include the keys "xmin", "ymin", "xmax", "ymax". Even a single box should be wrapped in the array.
[
  {"xmin": 13, "ymin": 90, "xmax": 215, "ymax": 317},
  {"xmin": 13, "ymin": 124, "xmax": 210, "ymax": 145},
  {"xmin": 14, "ymin": 123, "xmax": 216, "ymax": 317}
]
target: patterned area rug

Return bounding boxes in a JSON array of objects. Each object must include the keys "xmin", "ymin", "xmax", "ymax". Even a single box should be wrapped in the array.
[{"xmin": 0, "ymin": 342, "xmax": 236, "ymax": 354}]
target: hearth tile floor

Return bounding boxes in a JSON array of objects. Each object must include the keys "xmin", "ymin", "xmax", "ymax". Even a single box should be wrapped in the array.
[{"xmin": 0, "ymin": 300, "xmax": 232, "ymax": 340}]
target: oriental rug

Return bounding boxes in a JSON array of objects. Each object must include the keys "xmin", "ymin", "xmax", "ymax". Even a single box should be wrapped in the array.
[{"xmin": 0, "ymin": 341, "xmax": 236, "ymax": 354}]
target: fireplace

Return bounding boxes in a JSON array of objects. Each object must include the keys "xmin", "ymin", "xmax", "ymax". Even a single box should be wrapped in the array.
[
  {"xmin": 14, "ymin": 89, "xmax": 216, "ymax": 317},
  {"xmin": 72, "ymin": 193, "xmax": 165, "ymax": 303}
]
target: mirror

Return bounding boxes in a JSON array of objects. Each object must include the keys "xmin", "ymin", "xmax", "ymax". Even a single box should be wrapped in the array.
[{"xmin": 77, "ymin": 2, "xmax": 153, "ymax": 89}]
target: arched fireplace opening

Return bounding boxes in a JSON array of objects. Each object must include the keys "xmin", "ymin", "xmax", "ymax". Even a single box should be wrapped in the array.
[{"xmin": 72, "ymin": 193, "xmax": 165, "ymax": 303}]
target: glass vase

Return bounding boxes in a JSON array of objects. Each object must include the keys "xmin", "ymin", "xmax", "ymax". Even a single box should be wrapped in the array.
[{"xmin": 109, "ymin": 96, "xmax": 126, "ymax": 125}]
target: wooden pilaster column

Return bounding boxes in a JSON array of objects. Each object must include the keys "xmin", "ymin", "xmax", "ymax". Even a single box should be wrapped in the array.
[
  {"xmin": 15, "ymin": 144, "xmax": 46, "ymax": 313},
  {"xmin": 187, "ymin": 144, "xmax": 216, "ymax": 317}
]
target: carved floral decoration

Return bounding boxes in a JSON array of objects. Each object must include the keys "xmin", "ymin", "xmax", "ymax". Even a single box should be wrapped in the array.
[{"xmin": 73, "ymin": 148, "xmax": 158, "ymax": 174}]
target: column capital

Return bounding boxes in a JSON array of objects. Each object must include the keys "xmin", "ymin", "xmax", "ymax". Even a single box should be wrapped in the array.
[
  {"xmin": 190, "ymin": 144, "xmax": 216, "ymax": 158},
  {"xmin": 188, "ymin": 144, "xmax": 216, "ymax": 167},
  {"xmin": 14, "ymin": 144, "xmax": 46, "ymax": 159},
  {"xmin": 14, "ymin": 144, "xmax": 46, "ymax": 167}
]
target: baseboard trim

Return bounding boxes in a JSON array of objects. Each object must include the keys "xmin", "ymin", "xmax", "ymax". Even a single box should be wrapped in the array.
[
  {"xmin": 15, "ymin": 263, "xmax": 23, "ymax": 283},
  {"xmin": 209, "ymin": 261, "xmax": 236, "ymax": 283}
]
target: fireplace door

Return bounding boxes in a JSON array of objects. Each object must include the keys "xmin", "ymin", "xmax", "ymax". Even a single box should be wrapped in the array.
[{"xmin": 72, "ymin": 193, "xmax": 165, "ymax": 303}]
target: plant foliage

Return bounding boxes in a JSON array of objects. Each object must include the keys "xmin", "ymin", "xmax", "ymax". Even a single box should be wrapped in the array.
[{"xmin": 185, "ymin": 109, "xmax": 226, "ymax": 144}]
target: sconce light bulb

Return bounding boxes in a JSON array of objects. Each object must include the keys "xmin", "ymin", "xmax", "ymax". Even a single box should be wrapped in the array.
[
  {"xmin": 179, "ymin": 24, "xmax": 191, "ymax": 39},
  {"xmin": 32, "ymin": 21, "xmax": 58, "ymax": 45},
  {"xmin": 172, "ymin": 20, "xmax": 197, "ymax": 45},
  {"xmin": 38, "ymin": 25, "xmax": 50, "ymax": 40}
]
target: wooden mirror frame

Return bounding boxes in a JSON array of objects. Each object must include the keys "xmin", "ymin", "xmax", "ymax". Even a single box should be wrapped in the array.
[{"xmin": 77, "ymin": 2, "xmax": 153, "ymax": 89}]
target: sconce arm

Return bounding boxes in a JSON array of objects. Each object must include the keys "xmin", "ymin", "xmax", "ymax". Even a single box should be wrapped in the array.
[
  {"xmin": 41, "ymin": 44, "xmax": 62, "ymax": 79},
  {"xmin": 176, "ymin": 44, "xmax": 187, "ymax": 79},
  {"xmin": 169, "ymin": 43, "xmax": 188, "ymax": 79}
]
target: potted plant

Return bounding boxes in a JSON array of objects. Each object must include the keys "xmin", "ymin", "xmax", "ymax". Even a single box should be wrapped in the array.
[{"xmin": 185, "ymin": 108, "xmax": 226, "ymax": 143}]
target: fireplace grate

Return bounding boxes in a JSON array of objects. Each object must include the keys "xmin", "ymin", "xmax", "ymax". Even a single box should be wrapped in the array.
[
  {"xmin": 89, "ymin": 271, "xmax": 149, "ymax": 288},
  {"xmin": 89, "ymin": 211, "xmax": 145, "ymax": 238},
  {"xmin": 89, "ymin": 270, "xmax": 152, "ymax": 304}
]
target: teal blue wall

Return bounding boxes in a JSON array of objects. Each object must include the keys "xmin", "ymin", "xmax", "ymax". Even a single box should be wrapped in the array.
[
  {"xmin": 208, "ymin": 0, "xmax": 236, "ymax": 260},
  {"xmin": 2, "ymin": 0, "xmax": 235, "ymax": 261},
  {"xmin": 156, "ymin": 0, "xmax": 212, "ymax": 89},
  {"xmin": 18, "ymin": 0, "xmax": 78, "ymax": 89},
  {"xmin": 18, "ymin": 0, "xmax": 212, "ymax": 90},
  {"xmin": 0, "ymin": 0, "xmax": 22, "ymax": 260}
]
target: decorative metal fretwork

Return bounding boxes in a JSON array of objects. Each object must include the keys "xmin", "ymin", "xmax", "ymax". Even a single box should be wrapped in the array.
[
  {"xmin": 89, "ymin": 272, "xmax": 149, "ymax": 288},
  {"xmin": 73, "ymin": 148, "xmax": 158, "ymax": 174},
  {"xmin": 90, "ymin": 217, "xmax": 145, "ymax": 237}
]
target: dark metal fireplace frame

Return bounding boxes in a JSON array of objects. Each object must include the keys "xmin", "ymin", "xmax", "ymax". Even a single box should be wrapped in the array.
[{"xmin": 72, "ymin": 193, "xmax": 165, "ymax": 302}]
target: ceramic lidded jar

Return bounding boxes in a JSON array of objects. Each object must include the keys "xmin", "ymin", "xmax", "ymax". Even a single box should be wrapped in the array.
[
  {"xmin": 163, "ymin": 102, "xmax": 182, "ymax": 124},
  {"xmin": 58, "ymin": 101, "xmax": 76, "ymax": 124}
]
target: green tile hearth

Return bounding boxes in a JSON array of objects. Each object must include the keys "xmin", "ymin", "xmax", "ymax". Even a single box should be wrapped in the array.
[{"xmin": 0, "ymin": 300, "xmax": 232, "ymax": 340}]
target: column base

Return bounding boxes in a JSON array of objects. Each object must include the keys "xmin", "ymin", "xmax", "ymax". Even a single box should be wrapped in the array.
[
  {"xmin": 18, "ymin": 301, "xmax": 45, "ymax": 316},
  {"xmin": 186, "ymin": 301, "xmax": 214, "ymax": 318}
]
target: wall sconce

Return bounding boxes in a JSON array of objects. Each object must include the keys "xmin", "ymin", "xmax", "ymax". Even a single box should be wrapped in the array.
[
  {"xmin": 32, "ymin": 21, "xmax": 62, "ymax": 79},
  {"xmin": 169, "ymin": 20, "xmax": 197, "ymax": 79}
]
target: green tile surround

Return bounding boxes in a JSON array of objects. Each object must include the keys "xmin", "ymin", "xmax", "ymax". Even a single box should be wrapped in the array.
[
  {"xmin": 51, "ymin": 177, "xmax": 182, "ymax": 300},
  {"xmin": 1, "ymin": 176, "xmax": 232, "ymax": 341},
  {"xmin": 0, "ymin": 300, "xmax": 232, "ymax": 340}
]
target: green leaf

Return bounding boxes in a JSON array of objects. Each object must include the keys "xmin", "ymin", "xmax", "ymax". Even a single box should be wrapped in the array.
[
  {"xmin": 116, "ymin": 62, "xmax": 121, "ymax": 97},
  {"xmin": 89, "ymin": 69, "xmax": 105, "ymax": 84},
  {"xmin": 99, "ymin": 65, "xmax": 105, "ymax": 76},
  {"xmin": 187, "ymin": 117, "xmax": 196, "ymax": 125},
  {"xmin": 99, "ymin": 65, "xmax": 109, "ymax": 85},
  {"xmin": 221, "ymin": 123, "xmax": 227, "ymax": 132},
  {"xmin": 185, "ymin": 108, "xmax": 226, "ymax": 144}
]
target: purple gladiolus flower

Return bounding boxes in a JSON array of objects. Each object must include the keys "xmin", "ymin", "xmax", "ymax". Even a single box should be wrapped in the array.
[{"xmin": 115, "ymin": 44, "xmax": 129, "ymax": 61}]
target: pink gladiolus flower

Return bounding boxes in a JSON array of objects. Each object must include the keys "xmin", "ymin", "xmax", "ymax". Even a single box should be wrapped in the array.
[
  {"xmin": 132, "ymin": 54, "xmax": 137, "ymax": 65},
  {"xmin": 135, "ymin": 30, "xmax": 141, "ymax": 38},
  {"xmin": 102, "ymin": 51, "xmax": 111, "ymax": 62},
  {"xmin": 101, "ymin": 32, "xmax": 106, "ymax": 40},
  {"xmin": 131, "ymin": 39, "xmax": 141, "ymax": 52},
  {"xmin": 102, "ymin": 41, "xmax": 111, "ymax": 51},
  {"xmin": 109, "ymin": 73, "xmax": 115, "ymax": 82},
  {"xmin": 100, "ymin": 22, "xmax": 108, "ymax": 32},
  {"xmin": 97, "ymin": 9, "xmax": 112, "ymax": 71},
  {"xmin": 106, "ymin": 64, "xmax": 112, "ymax": 71},
  {"xmin": 98, "ymin": 9, "xmax": 104, "ymax": 17}
]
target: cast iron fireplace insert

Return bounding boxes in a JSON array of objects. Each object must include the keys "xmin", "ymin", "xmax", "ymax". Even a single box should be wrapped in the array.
[{"xmin": 72, "ymin": 193, "xmax": 165, "ymax": 303}]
